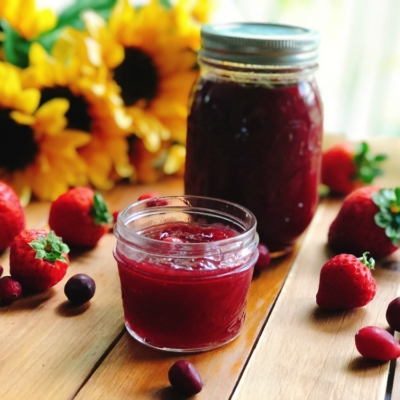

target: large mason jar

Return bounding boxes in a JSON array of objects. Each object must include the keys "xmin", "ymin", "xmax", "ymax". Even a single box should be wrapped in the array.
[{"xmin": 185, "ymin": 23, "xmax": 323, "ymax": 257}]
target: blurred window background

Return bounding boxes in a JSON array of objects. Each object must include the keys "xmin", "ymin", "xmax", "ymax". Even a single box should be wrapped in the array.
[{"xmin": 39, "ymin": 0, "xmax": 400, "ymax": 140}]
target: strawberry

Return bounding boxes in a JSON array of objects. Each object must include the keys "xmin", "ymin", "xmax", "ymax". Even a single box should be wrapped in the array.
[
  {"xmin": 0, "ymin": 181, "xmax": 25, "ymax": 251},
  {"xmin": 328, "ymin": 186, "xmax": 400, "ymax": 259},
  {"xmin": 321, "ymin": 141, "xmax": 387, "ymax": 196},
  {"xmin": 316, "ymin": 252, "xmax": 377, "ymax": 310},
  {"xmin": 9, "ymin": 229, "xmax": 70, "ymax": 292},
  {"xmin": 49, "ymin": 187, "xmax": 113, "ymax": 248}
]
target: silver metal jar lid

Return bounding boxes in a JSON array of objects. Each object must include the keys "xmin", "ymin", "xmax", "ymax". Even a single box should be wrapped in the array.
[{"xmin": 199, "ymin": 22, "xmax": 320, "ymax": 66}]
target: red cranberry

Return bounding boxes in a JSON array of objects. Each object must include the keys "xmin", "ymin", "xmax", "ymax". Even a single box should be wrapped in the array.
[
  {"xmin": 64, "ymin": 274, "xmax": 96, "ymax": 305},
  {"xmin": 0, "ymin": 276, "xmax": 22, "ymax": 304},
  {"xmin": 112, "ymin": 210, "xmax": 120, "ymax": 224},
  {"xmin": 355, "ymin": 326, "xmax": 400, "ymax": 361},
  {"xmin": 0, "ymin": 265, "xmax": 3, "ymax": 277},
  {"xmin": 168, "ymin": 360, "xmax": 203, "ymax": 396},
  {"xmin": 254, "ymin": 243, "xmax": 271, "ymax": 272},
  {"xmin": 386, "ymin": 297, "xmax": 400, "ymax": 331},
  {"xmin": 138, "ymin": 192, "xmax": 160, "ymax": 201}
]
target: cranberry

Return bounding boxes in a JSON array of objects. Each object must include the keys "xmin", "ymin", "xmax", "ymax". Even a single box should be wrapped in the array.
[
  {"xmin": 386, "ymin": 297, "xmax": 400, "ymax": 331},
  {"xmin": 168, "ymin": 360, "xmax": 203, "ymax": 396},
  {"xmin": 112, "ymin": 210, "xmax": 120, "ymax": 224},
  {"xmin": 64, "ymin": 274, "xmax": 96, "ymax": 305},
  {"xmin": 0, "ymin": 276, "xmax": 22, "ymax": 304},
  {"xmin": 0, "ymin": 265, "xmax": 3, "ymax": 277},
  {"xmin": 355, "ymin": 326, "xmax": 400, "ymax": 361},
  {"xmin": 254, "ymin": 243, "xmax": 271, "ymax": 272},
  {"xmin": 138, "ymin": 192, "xmax": 160, "ymax": 201}
]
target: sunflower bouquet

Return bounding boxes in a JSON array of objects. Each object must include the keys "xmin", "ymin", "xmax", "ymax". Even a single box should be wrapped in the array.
[{"xmin": 0, "ymin": 0, "xmax": 210, "ymax": 204}]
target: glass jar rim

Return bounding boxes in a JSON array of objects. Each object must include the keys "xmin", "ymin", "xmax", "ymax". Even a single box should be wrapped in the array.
[{"xmin": 114, "ymin": 195, "xmax": 258, "ymax": 258}]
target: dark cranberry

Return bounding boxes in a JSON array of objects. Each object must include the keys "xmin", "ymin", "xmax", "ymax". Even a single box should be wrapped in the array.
[
  {"xmin": 254, "ymin": 243, "xmax": 271, "ymax": 272},
  {"xmin": 168, "ymin": 360, "xmax": 203, "ymax": 396},
  {"xmin": 0, "ymin": 276, "xmax": 22, "ymax": 304},
  {"xmin": 64, "ymin": 274, "xmax": 96, "ymax": 305},
  {"xmin": 386, "ymin": 297, "xmax": 400, "ymax": 331},
  {"xmin": 0, "ymin": 265, "xmax": 3, "ymax": 277}
]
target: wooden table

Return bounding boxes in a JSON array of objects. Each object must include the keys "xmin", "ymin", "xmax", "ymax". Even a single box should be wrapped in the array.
[{"xmin": 1, "ymin": 136, "xmax": 400, "ymax": 400}]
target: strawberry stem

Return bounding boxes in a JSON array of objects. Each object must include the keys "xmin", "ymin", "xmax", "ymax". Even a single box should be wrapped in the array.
[
  {"xmin": 357, "ymin": 252, "xmax": 375, "ymax": 270},
  {"xmin": 373, "ymin": 188, "xmax": 400, "ymax": 246},
  {"xmin": 353, "ymin": 141, "xmax": 387, "ymax": 184},
  {"xmin": 29, "ymin": 231, "xmax": 70, "ymax": 263},
  {"xmin": 90, "ymin": 192, "xmax": 113, "ymax": 226}
]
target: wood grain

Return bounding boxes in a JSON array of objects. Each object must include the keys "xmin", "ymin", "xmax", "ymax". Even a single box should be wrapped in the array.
[
  {"xmin": 1, "ymin": 136, "xmax": 399, "ymax": 399},
  {"xmin": 232, "ymin": 136, "xmax": 400, "ymax": 400}
]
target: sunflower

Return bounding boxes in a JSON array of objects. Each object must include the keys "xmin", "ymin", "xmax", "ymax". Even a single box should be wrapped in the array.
[
  {"xmin": 0, "ymin": 62, "xmax": 89, "ymax": 203},
  {"xmin": 0, "ymin": 0, "xmax": 56, "ymax": 40},
  {"xmin": 81, "ymin": 0, "xmax": 203, "ymax": 182},
  {"xmin": 21, "ymin": 35, "xmax": 133, "ymax": 190}
]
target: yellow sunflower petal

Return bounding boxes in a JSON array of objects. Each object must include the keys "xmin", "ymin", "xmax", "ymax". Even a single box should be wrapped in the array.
[
  {"xmin": 1, "ymin": 0, "xmax": 57, "ymax": 40},
  {"xmin": 9, "ymin": 111, "xmax": 35, "ymax": 125},
  {"xmin": 163, "ymin": 143, "xmax": 186, "ymax": 175}
]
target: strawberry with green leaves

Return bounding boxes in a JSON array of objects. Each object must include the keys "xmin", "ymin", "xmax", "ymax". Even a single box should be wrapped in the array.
[
  {"xmin": 321, "ymin": 141, "xmax": 387, "ymax": 196},
  {"xmin": 10, "ymin": 229, "xmax": 70, "ymax": 292},
  {"xmin": 328, "ymin": 186, "xmax": 400, "ymax": 259},
  {"xmin": 49, "ymin": 187, "xmax": 113, "ymax": 248},
  {"xmin": 316, "ymin": 252, "xmax": 376, "ymax": 310},
  {"xmin": 0, "ymin": 182, "xmax": 25, "ymax": 251}
]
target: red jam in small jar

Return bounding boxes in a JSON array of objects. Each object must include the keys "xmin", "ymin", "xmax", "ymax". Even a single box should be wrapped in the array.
[
  {"xmin": 184, "ymin": 23, "xmax": 323, "ymax": 256},
  {"xmin": 113, "ymin": 196, "xmax": 258, "ymax": 352}
]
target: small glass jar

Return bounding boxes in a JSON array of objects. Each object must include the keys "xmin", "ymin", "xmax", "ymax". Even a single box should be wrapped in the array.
[
  {"xmin": 113, "ymin": 195, "xmax": 258, "ymax": 352},
  {"xmin": 185, "ymin": 23, "xmax": 323, "ymax": 257}
]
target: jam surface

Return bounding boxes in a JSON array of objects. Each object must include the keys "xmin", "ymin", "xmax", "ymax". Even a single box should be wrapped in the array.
[
  {"xmin": 115, "ymin": 221, "xmax": 254, "ymax": 351},
  {"xmin": 143, "ymin": 221, "xmax": 238, "ymax": 243},
  {"xmin": 185, "ymin": 77, "xmax": 323, "ymax": 254}
]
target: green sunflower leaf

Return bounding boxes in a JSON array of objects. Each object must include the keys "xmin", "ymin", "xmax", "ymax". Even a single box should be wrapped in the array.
[{"xmin": 1, "ymin": 0, "xmax": 117, "ymax": 68}]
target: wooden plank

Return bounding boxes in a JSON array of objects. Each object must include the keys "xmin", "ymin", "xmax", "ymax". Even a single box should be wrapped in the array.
[
  {"xmin": 0, "ymin": 179, "xmax": 183, "ymax": 400},
  {"xmin": 231, "ymin": 196, "xmax": 400, "ymax": 400},
  {"xmin": 73, "ymin": 216, "xmax": 299, "ymax": 399}
]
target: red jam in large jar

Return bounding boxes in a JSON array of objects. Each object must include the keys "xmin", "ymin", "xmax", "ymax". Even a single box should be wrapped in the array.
[
  {"xmin": 113, "ymin": 196, "xmax": 258, "ymax": 352},
  {"xmin": 184, "ymin": 23, "xmax": 323, "ymax": 256}
]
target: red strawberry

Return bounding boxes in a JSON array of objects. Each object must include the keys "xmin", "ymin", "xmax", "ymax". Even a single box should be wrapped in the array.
[
  {"xmin": 328, "ymin": 186, "xmax": 400, "ymax": 259},
  {"xmin": 316, "ymin": 252, "xmax": 377, "ymax": 310},
  {"xmin": 10, "ymin": 229, "xmax": 70, "ymax": 292},
  {"xmin": 321, "ymin": 141, "xmax": 387, "ymax": 196},
  {"xmin": 0, "ymin": 182, "xmax": 25, "ymax": 251},
  {"xmin": 49, "ymin": 187, "xmax": 112, "ymax": 248}
]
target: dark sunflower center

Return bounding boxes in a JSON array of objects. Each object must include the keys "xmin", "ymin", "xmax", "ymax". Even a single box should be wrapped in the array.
[
  {"xmin": 113, "ymin": 47, "xmax": 159, "ymax": 106},
  {"xmin": 40, "ymin": 86, "xmax": 92, "ymax": 132},
  {"xmin": 0, "ymin": 108, "xmax": 38, "ymax": 172}
]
